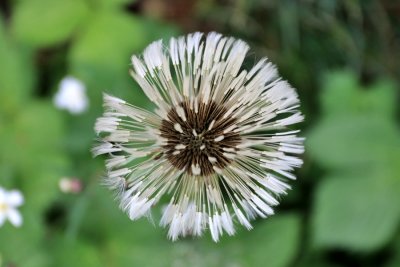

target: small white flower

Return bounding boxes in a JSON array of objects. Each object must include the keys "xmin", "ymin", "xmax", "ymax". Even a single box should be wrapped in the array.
[
  {"xmin": 0, "ymin": 187, "xmax": 24, "ymax": 227},
  {"xmin": 54, "ymin": 76, "xmax": 89, "ymax": 114},
  {"xmin": 94, "ymin": 32, "xmax": 304, "ymax": 242}
]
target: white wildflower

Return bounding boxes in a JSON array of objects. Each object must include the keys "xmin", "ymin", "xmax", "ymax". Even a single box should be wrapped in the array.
[
  {"xmin": 93, "ymin": 32, "xmax": 304, "ymax": 242},
  {"xmin": 0, "ymin": 187, "xmax": 24, "ymax": 227},
  {"xmin": 54, "ymin": 76, "xmax": 89, "ymax": 114}
]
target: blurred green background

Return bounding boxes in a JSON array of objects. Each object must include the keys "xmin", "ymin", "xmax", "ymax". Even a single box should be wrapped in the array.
[{"xmin": 0, "ymin": 0, "xmax": 400, "ymax": 266}]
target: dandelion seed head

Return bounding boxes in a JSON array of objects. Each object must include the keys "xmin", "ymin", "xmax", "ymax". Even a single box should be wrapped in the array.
[
  {"xmin": 160, "ymin": 100, "xmax": 241, "ymax": 176},
  {"xmin": 93, "ymin": 32, "xmax": 304, "ymax": 242}
]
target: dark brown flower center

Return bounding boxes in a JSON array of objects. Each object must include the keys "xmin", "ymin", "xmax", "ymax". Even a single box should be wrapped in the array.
[{"xmin": 159, "ymin": 100, "xmax": 241, "ymax": 176}]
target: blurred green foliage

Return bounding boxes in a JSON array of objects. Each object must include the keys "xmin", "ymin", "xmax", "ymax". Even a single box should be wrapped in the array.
[
  {"xmin": 308, "ymin": 72, "xmax": 400, "ymax": 252},
  {"xmin": 0, "ymin": 0, "xmax": 399, "ymax": 266},
  {"xmin": 12, "ymin": 0, "xmax": 88, "ymax": 47}
]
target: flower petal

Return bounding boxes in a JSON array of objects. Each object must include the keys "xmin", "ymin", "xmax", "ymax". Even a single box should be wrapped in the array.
[
  {"xmin": 6, "ymin": 190, "xmax": 24, "ymax": 207},
  {"xmin": 7, "ymin": 209, "xmax": 23, "ymax": 227},
  {"xmin": 0, "ymin": 212, "xmax": 6, "ymax": 227},
  {"xmin": 0, "ymin": 187, "xmax": 5, "ymax": 202}
]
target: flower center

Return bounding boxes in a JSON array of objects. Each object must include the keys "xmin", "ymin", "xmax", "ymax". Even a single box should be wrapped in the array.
[
  {"xmin": 159, "ymin": 100, "xmax": 241, "ymax": 176},
  {"xmin": 0, "ymin": 203, "xmax": 8, "ymax": 212}
]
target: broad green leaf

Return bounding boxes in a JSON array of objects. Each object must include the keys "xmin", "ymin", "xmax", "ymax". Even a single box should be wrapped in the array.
[
  {"xmin": 309, "ymin": 71, "xmax": 400, "ymax": 253},
  {"xmin": 0, "ymin": 102, "xmax": 70, "ymax": 210},
  {"xmin": 363, "ymin": 79, "xmax": 397, "ymax": 118},
  {"xmin": 14, "ymin": 102, "xmax": 64, "ymax": 151},
  {"xmin": 307, "ymin": 115, "xmax": 400, "ymax": 168},
  {"xmin": 238, "ymin": 213, "xmax": 301, "ymax": 267},
  {"xmin": 69, "ymin": 12, "xmax": 179, "ymax": 107},
  {"xmin": 0, "ymin": 19, "xmax": 35, "ymax": 116},
  {"xmin": 2, "ymin": 102, "xmax": 65, "ymax": 171},
  {"xmin": 12, "ymin": 0, "xmax": 88, "ymax": 47},
  {"xmin": 69, "ymin": 11, "xmax": 148, "ymax": 97},
  {"xmin": 320, "ymin": 71, "xmax": 396, "ymax": 118},
  {"xmin": 312, "ymin": 174, "xmax": 400, "ymax": 252},
  {"xmin": 320, "ymin": 71, "xmax": 360, "ymax": 116}
]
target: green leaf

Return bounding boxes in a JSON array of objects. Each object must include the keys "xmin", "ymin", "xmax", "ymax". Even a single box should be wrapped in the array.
[
  {"xmin": 69, "ymin": 12, "xmax": 179, "ymax": 107},
  {"xmin": 69, "ymin": 11, "xmax": 148, "ymax": 94},
  {"xmin": 12, "ymin": 0, "xmax": 88, "ymax": 47},
  {"xmin": 14, "ymin": 102, "xmax": 64, "ymax": 152},
  {"xmin": 307, "ymin": 115, "xmax": 400, "ymax": 168},
  {"xmin": 0, "ymin": 19, "xmax": 35, "ymax": 116},
  {"xmin": 1, "ymin": 102, "xmax": 65, "ymax": 170},
  {"xmin": 309, "ymin": 71, "xmax": 400, "ymax": 253},
  {"xmin": 320, "ymin": 71, "xmax": 397, "ymax": 118},
  {"xmin": 363, "ymin": 79, "xmax": 397, "ymax": 118},
  {"xmin": 0, "ymin": 99, "xmax": 70, "ymax": 211},
  {"xmin": 312, "ymin": 174, "xmax": 400, "ymax": 252},
  {"xmin": 320, "ymin": 71, "xmax": 360, "ymax": 116},
  {"xmin": 0, "ymin": 102, "xmax": 70, "ymax": 210},
  {"xmin": 238, "ymin": 213, "xmax": 301, "ymax": 267}
]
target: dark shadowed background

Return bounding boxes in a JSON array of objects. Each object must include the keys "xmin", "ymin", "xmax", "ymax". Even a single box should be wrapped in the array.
[{"xmin": 0, "ymin": 0, "xmax": 399, "ymax": 266}]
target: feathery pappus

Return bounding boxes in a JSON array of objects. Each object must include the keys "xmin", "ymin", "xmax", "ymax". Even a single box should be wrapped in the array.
[{"xmin": 93, "ymin": 32, "xmax": 304, "ymax": 242}]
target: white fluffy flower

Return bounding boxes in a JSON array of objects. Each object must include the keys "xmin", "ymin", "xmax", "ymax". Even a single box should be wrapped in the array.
[
  {"xmin": 54, "ymin": 76, "xmax": 89, "ymax": 114},
  {"xmin": 94, "ymin": 32, "xmax": 304, "ymax": 242},
  {"xmin": 0, "ymin": 187, "xmax": 24, "ymax": 227}
]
